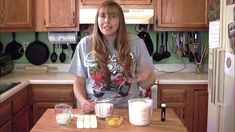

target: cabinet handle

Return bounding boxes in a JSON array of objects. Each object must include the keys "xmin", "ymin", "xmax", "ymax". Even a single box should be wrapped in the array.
[
  {"xmin": 182, "ymin": 107, "xmax": 185, "ymax": 119},
  {"xmin": 0, "ymin": 11, "xmax": 3, "ymax": 24},
  {"xmin": 72, "ymin": 11, "xmax": 75, "ymax": 24}
]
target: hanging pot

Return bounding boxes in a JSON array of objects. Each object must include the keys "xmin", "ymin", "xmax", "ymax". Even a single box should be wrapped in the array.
[
  {"xmin": 5, "ymin": 32, "xmax": 24, "ymax": 60},
  {"xmin": 25, "ymin": 32, "xmax": 49, "ymax": 65}
]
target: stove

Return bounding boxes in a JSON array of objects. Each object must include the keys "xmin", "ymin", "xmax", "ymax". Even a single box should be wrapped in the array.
[{"xmin": 0, "ymin": 82, "xmax": 21, "ymax": 95}]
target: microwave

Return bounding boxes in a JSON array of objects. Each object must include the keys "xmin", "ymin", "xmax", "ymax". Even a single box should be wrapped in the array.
[{"xmin": 0, "ymin": 54, "xmax": 14, "ymax": 76}]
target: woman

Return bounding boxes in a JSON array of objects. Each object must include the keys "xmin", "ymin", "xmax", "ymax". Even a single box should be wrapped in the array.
[{"xmin": 69, "ymin": 1, "xmax": 157, "ymax": 113}]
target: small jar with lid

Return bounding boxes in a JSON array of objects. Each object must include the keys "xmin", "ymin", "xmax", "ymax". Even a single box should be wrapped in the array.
[{"xmin": 94, "ymin": 98, "xmax": 114, "ymax": 118}]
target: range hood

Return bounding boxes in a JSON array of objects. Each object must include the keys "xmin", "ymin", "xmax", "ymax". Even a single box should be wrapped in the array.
[{"xmin": 79, "ymin": 8, "xmax": 154, "ymax": 24}]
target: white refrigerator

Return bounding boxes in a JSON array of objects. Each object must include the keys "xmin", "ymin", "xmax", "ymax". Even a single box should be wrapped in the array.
[{"xmin": 207, "ymin": 1, "xmax": 235, "ymax": 132}]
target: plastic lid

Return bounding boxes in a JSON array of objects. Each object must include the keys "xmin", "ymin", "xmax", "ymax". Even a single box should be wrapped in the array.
[{"xmin": 161, "ymin": 103, "xmax": 166, "ymax": 107}]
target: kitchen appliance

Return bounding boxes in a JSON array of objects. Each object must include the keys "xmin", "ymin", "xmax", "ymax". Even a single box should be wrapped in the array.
[
  {"xmin": 0, "ymin": 82, "xmax": 21, "ymax": 95},
  {"xmin": 0, "ymin": 54, "xmax": 14, "ymax": 76},
  {"xmin": 207, "ymin": 2, "xmax": 235, "ymax": 132}
]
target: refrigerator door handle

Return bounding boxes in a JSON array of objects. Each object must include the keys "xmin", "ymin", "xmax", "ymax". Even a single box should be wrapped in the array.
[
  {"xmin": 211, "ymin": 48, "xmax": 217, "ymax": 104},
  {"xmin": 215, "ymin": 48, "xmax": 225, "ymax": 106}
]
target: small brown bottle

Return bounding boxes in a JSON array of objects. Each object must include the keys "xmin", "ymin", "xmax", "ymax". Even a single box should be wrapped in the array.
[{"xmin": 161, "ymin": 103, "xmax": 166, "ymax": 122}]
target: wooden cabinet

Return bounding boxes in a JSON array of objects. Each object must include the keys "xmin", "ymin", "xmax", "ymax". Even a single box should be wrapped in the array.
[
  {"xmin": 192, "ymin": 88, "xmax": 208, "ymax": 132},
  {"xmin": 157, "ymin": 84, "xmax": 208, "ymax": 132},
  {"xmin": 0, "ymin": 0, "xmax": 34, "ymax": 32},
  {"xmin": 158, "ymin": 85, "xmax": 187, "ymax": 124},
  {"xmin": 30, "ymin": 84, "xmax": 76, "ymax": 125},
  {"xmin": 0, "ymin": 100, "xmax": 12, "ymax": 132},
  {"xmin": 154, "ymin": 0, "xmax": 208, "ymax": 31},
  {"xmin": 0, "ymin": 87, "xmax": 29, "ymax": 132},
  {"xmin": 35, "ymin": 0, "xmax": 79, "ymax": 31},
  {"xmin": 12, "ymin": 88, "xmax": 29, "ymax": 132}
]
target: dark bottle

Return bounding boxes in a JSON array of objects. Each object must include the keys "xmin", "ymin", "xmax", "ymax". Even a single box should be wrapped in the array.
[{"xmin": 161, "ymin": 103, "xmax": 166, "ymax": 122}]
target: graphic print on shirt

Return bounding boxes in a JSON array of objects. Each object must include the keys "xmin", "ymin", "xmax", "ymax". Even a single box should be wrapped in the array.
[{"xmin": 86, "ymin": 52, "xmax": 134, "ymax": 98}]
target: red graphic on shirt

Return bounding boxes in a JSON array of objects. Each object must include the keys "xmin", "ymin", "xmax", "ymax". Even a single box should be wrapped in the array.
[
  {"xmin": 113, "ymin": 76, "xmax": 123, "ymax": 85},
  {"xmin": 90, "ymin": 69, "xmax": 103, "ymax": 81}
]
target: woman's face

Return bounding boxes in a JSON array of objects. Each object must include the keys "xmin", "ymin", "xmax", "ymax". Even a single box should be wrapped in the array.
[{"xmin": 98, "ymin": 8, "xmax": 120, "ymax": 40}]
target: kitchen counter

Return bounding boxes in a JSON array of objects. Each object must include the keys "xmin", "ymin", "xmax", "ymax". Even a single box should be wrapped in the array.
[
  {"xmin": 0, "ymin": 71, "xmax": 208, "ymax": 103},
  {"xmin": 30, "ymin": 108, "xmax": 188, "ymax": 132},
  {"xmin": 157, "ymin": 72, "xmax": 208, "ymax": 84}
]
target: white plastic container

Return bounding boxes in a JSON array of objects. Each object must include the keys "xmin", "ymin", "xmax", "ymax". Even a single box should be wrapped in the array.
[{"xmin": 128, "ymin": 98, "xmax": 153, "ymax": 126}]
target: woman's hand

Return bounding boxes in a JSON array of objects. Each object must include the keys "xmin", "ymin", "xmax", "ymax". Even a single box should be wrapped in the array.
[
  {"xmin": 133, "ymin": 62, "xmax": 157, "ymax": 89},
  {"xmin": 80, "ymin": 99, "xmax": 96, "ymax": 113}
]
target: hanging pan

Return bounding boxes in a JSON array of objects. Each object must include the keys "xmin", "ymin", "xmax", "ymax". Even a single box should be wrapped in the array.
[
  {"xmin": 5, "ymin": 32, "xmax": 24, "ymax": 60},
  {"xmin": 25, "ymin": 32, "xmax": 49, "ymax": 65}
]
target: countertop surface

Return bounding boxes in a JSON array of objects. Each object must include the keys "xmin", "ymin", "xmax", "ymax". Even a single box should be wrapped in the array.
[
  {"xmin": 31, "ymin": 108, "xmax": 188, "ymax": 132},
  {"xmin": 0, "ymin": 71, "xmax": 208, "ymax": 103}
]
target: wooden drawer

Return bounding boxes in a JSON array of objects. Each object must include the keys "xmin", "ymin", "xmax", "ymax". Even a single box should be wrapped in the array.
[
  {"xmin": 159, "ymin": 87, "xmax": 187, "ymax": 102},
  {"xmin": 12, "ymin": 88, "xmax": 28, "ymax": 114},
  {"xmin": 0, "ymin": 100, "xmax": 12, "ymax": 126},
  {"xmin": 31, "ymin": 84, "xmax": 73, "ymax": 101}
]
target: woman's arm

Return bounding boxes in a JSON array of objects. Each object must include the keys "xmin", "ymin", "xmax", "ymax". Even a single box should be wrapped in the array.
[{"xmin": 73, "ymin": 76, "xmax": 95, "ymax": 113}]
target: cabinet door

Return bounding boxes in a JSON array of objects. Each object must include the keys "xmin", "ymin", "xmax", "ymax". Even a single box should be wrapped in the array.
[
  {"xmin": 0, "ymin": 100, "xmax": 12, "ymax": 132},
  {"xmin": 156, "ymin": 0, "xmax": 208, "ymax": 29},
  {"xmin": 193, "ymin": 89, "xmax": 208, "ymax": 132},
  {"xmin": 0, "ymin": 120, "xmax": 12, "ymax": 132},
  {"xmin": 158, "ymin": 85, "xmax": 187, "ymax": 124},
  {"xmin": 13, "ymin": 106, "xmax": 29, "ymax": 132},
  {"xmin": 45, "ymin": 0, "xmax": 76, "ymax": 28},
  {"xmin": 31, "ymin": 84, "xmax": 76, "ymax": 125},
  {"xmin": 32, "ymin": 102, "xmax": 74, "ymax": 125},
  {"xmin": 0, "ymin": 0, "xmax": 33, "ymax": 28}
]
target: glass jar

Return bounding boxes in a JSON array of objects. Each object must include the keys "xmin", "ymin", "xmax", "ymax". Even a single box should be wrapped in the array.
[{"xmin": 94, "ymin": 98, "xmax": 114, "ymax": 118}]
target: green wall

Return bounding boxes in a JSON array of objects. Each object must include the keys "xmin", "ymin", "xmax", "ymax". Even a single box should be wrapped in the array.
[{"xmin": 0, "ymin": 25, "xmax": 208, "ymax": 64}]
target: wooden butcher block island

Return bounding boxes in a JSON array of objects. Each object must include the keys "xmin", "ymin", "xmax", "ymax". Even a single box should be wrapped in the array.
[{"xmin": 31, "ymin": 108, "xmax": 188, "ymax": 132}]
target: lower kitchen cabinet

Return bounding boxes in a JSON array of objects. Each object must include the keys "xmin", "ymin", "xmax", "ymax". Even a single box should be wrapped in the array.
[
  {"xmin": 157, "ymin": 84, "xmax": 208, "ymax": 132},
  {"xmin": 29, "ymin": 84, "xmax": 76, "ymax": 126},
  {"xmin": 0, "ymin": 100, "xmax": 12, "ymax": 132},
  {"xmin": 0, "ymin": 87, "xmax": 30, "ymax": 132}
]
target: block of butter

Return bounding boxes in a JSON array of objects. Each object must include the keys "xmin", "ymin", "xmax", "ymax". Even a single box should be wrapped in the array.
[{"xmin": 75, "ymin": 114, "xmax": 97, "ymax": 128}]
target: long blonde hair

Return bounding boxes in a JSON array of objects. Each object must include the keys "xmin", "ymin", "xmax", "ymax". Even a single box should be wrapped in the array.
[{"xmin": 92, "ymin": 1, "xmax": 133, "ymax": 82}]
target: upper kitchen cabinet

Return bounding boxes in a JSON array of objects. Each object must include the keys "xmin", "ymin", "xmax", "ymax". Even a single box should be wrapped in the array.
[
  {"xmin": 154, "ymin": 0, "xmax": 208, "ymax": 31},
  {"xmin": 35, "ymin": 0, "xmax": 79, "ymax": 31},
  {"xmin": 0, "ymin": 0, "xmax": 34, "ymax": 32}
]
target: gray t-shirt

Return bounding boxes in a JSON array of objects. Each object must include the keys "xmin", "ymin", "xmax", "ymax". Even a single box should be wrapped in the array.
[{"xmin": 68, "ymin": 34, "xmax": 154, "ymax": 107}]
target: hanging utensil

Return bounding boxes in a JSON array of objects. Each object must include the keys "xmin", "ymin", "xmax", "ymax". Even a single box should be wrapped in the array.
[
  {"xmin": 50, "ymin": 44, "xmax": 57, "ymax": 63},
  {"xmin": 162, "ymin": 31, "xmax": 171, "ymax": 58},
  {"xmin": 153, "ymin": 32, "xmax": 162, "ymax": 61},
  {"xmin": 175, "ymin": 32, "xmax": 182, "ymax": 58},
  {"xmin": 159, "ymin": 32, "xmax": 165, "ymax": 59},
  {"xmin": 59, "ymin": 44, "xmax": 66, "ymax": 63}
]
